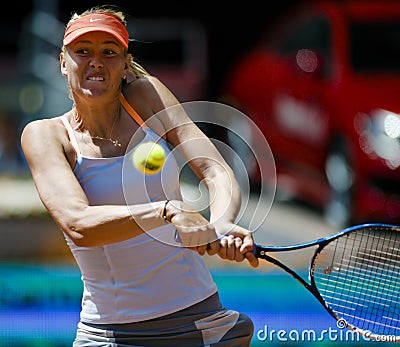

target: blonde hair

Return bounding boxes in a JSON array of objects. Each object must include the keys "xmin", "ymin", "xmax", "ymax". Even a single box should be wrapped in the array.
[{"xmin": 63, "ymin": 5, "xmax": 149, "ymax": 79}]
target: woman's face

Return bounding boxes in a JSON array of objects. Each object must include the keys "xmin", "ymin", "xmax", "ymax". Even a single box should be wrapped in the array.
[{"xmin": 60, "ymin": 31, "xmax": 129, "ymax": 99}]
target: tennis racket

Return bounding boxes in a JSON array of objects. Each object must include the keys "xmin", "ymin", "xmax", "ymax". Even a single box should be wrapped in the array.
[{"xmin": 253, "ymin": 223, "xmax": 399, "ymax": 341}]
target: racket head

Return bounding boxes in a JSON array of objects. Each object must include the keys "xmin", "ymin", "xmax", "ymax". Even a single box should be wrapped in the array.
[{"xmin": 310, "ymin": 223, "xmax": 400, "ymax": 341}]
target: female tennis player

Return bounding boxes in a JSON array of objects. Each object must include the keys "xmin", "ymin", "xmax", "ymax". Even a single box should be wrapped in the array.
[{"xmin": 21, "ymin": 5, "xmax": 258, "ymax": 346}]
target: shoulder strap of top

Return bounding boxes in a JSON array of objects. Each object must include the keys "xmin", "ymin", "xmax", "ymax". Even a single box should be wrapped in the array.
[
  {"xmin": 119, "ymin": 92, "xmax": 148, "ymax": 129},
  {"xmin": 119, "ymin": 92, "xmax": 166, "ymax": 141},
  {"xmin": 60, "ymin": 115, "xmax": 82, "ymax": 157}
]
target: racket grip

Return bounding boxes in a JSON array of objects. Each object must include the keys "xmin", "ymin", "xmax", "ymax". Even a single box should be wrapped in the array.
[{"xmin": 252, "ymin": 243, "xmax": 264, "ymax": 258}]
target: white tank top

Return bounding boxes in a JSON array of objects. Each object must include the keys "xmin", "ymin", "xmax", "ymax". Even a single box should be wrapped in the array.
[{"xmin": 59, "ymin": 96, "xmax": 217, "ymax": 324}]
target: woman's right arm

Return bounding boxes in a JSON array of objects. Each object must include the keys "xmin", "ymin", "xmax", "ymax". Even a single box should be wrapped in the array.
[{"xmin": 21, "ymin": 118, "xmax": 168, "ymax": 247}]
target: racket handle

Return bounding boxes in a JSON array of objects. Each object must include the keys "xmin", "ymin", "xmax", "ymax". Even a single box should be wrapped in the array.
[{"xmin": 252, "ymin": 243, "xmax": 261, "ymax": 257}]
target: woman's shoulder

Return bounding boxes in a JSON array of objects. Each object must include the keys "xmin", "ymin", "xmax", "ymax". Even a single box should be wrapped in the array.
[
  {"xmin": 21, "ymin": 115, "xmax": 71, "ymax": 146},
  {"xmin": 124, "ymin": 74, "xmax": 179, "ymax": 110},
  {"xmin": 126, "ymin": 73, "xmax": 161, "ymax": 86},
  {"xmin": 125, "ymin": 74, "xmax": 166, "ymax": 95},
  {"xmin": 21, "ymin": 114, "xmax": 77, "ymax": 165},
  {"xmin": 22, "ymin": 115, "xmax": 65, "ymax": 135}
]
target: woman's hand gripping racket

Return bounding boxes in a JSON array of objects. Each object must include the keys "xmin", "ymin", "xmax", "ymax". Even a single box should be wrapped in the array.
[{"xmin": 253, "ymin": 223, "xmax": 399, "ymax": 341}]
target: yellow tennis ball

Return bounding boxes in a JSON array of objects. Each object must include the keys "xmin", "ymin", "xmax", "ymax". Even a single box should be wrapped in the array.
[{"xmin": 132, "ymin": 142, "xmax": 166, "ymax": 174}]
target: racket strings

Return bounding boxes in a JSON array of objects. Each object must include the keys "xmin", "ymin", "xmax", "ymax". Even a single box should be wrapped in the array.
[{"xmin": 312, "ymin": 226, "xmax": 400, "ymax": 338}]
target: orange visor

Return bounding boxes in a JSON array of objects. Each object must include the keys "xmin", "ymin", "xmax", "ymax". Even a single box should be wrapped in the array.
[{"xmin": 63, "ymin": 13, "xmax": 129, "ymax": 49}]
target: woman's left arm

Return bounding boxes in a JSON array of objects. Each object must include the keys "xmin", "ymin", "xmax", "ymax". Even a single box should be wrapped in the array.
[{"xmin": 128, "ymin": 76, "xmax": 258, "ymax": 267}]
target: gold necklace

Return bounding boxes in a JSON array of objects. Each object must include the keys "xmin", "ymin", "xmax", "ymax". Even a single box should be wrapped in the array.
[
  {"xmin": 90, "ymin": 117, "xmax": 122, "ymax": 147},
  {"xmin": 76, "ymin": 108, "xmax": 122, "ymax": 147}
]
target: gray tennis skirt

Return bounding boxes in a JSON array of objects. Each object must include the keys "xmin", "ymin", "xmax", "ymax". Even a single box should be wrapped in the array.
[{"xmin": 73, "ymin": 292, "xmax": 253, "ymax": 347}]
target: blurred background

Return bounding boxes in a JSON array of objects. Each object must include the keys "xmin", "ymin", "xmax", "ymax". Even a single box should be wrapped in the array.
[{"xmin": 1, "ymin": 0, "xmax": 399, "ymax": 345}]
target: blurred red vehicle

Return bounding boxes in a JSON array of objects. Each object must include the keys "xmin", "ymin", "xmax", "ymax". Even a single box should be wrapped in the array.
[{"xmin": 221, "ymin": 0, "xmax": 400, "ymax": 227}]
